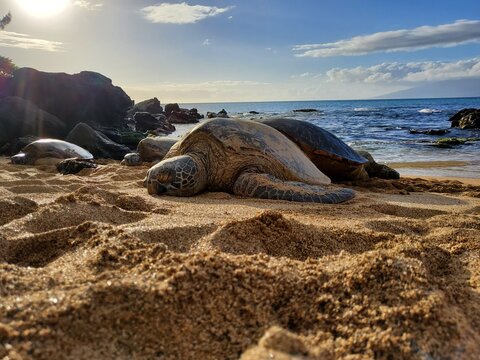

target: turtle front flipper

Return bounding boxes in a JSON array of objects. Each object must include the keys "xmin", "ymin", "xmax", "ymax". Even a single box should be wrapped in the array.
[{"xmin": 233, "ymin": 172, "xmax": 355, "ymax": 204}]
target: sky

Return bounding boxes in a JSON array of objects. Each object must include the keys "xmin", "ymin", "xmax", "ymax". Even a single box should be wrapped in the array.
[{"xmin": 0, "ymin": 0, "xmax": 479, "ymax": 103}]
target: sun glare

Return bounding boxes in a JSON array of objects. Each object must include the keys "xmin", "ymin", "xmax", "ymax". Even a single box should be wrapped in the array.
[{"xmin": 16, "ymin": 0, "xmax": 70, "ymax": 18}]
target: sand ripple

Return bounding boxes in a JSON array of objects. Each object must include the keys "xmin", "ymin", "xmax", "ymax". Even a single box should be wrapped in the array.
[{"xmin": 1, "ymin": 157, "xmax": 480, "ymax": 359}]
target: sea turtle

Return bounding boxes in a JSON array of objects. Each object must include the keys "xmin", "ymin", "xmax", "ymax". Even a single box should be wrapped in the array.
[
  {"xmin": 144, "ymin": 118, "xmax": 355, "ymax": 203},
  {"xmin": 11, "ymin": 139, "xmax": 94, "ymax": 165},
  {"xmin": 256, "ymin": 118, "xmax": 369, "ymax": 181},
  {"xmin": 122, "ymin": 137, "xmax": 177, "ymax": 166}
]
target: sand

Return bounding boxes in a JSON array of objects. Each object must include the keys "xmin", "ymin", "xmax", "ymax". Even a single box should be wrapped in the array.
[{"xmin": 0, "ymin": 156, "xmax": 479, "ymax": 359}]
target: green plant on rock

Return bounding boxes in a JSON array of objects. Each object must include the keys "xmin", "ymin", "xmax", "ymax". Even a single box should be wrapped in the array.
[{"xmin": 0, "ymin": 55, "xmax": 17, "ymax": 77}]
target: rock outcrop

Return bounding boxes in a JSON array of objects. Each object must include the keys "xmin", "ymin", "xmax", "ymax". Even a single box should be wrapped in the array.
[
  {"xmin": 66, "ymin": 123, "xmax": 130, "ymax": 160},
  {"xmin": 0, "ymin": 96, "xmax": 64, "ymax": 151},
  {"xmin": 1, "ymin": 68, "xmax": 133, "ymax": 136},
  {"xmin": 450, "ymin": 109, "xmax": 480, "ymax": 129},
  {"xmin": 134, "ymin": 112, "xmax": 175, "ymax": 134},
  {"xmin": 127, "ymin": 97, "xmax": 163, "ymax": 118}
]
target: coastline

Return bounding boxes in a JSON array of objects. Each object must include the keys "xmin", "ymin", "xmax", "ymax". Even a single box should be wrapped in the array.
[{"xmin": 1, "ymin": 157, "xmax": 480, "ymax": 358}]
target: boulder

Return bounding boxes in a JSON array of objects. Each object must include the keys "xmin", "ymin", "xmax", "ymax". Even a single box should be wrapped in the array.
[
  {"xmin": 0, "ymin": 96, "xmax": 64, "ymax": 150},
  {"xmin": 127, "ymin": 97, "xmax": 163, "ymax": 118},
  {"xmin": 207, "ymin": 109, "xmax": 229, "ymax": 119},
  {"xmin": 134, "ymin": 112, "xmax": 175, "ymax": 134},
  {"xmin": 450, "ymin": 109, "xmax": 480, "ymax": 129},
  {"xmin": 165, "ymin": 103, "xmax": 180, "ymax": 116},
  {"xmin": 1, "ymin": 68, "xmax": 133, "ymax": 136},
  {"xmin": 168, "ymin": 108, "xmax": 201, "ymax": 124},
  {"xmin": 97, "ymin": 128, "xmax": 145, "ymax": 148},
  {"xmin": 0, "ymin": 135, "xmax": 39, "ymax": 156},
  {"xmin": 137, "ymin": 137, "xmax": 177, "ymax": 162},
  {"xmin": 66, "ymin": 123, "xmax": 130, "ymax": 160}
]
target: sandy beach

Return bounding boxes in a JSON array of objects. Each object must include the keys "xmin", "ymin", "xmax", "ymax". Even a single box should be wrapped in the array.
[{"xmin": 0, "ymin": 156, "xmax": 479, "ymax": 359}]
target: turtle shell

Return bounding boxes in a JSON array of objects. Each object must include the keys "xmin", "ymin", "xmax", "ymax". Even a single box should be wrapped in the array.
[
  {"xmin": 165, "ymin": 118, "xmax": 331, "ymax": 189},
  {"xmin": 257, "ymin": 118, "xmax": 368, "ymax": 181},
  {"xmin": 13, "ymin": 139, "xmax": 94, "ymax": 165}
]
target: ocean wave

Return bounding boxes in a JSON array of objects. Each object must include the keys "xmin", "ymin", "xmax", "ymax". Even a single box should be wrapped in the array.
[
  {"xmin": 354, "ymin": 107, "xmax": 379, "ymax": 112},
  {"xmin": 419, "ymin": 108, "xmax": 442, "ymax": 114}
]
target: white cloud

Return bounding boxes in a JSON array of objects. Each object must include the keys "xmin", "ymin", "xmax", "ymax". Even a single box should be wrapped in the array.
[
  {"xmin": 203, "ymin": 38, "xmax": 211, "ymax": 46},
  {"xmin": 294, "ymin": 20, "xmax": 480, "ymax": 57},
  {"xmin": 140, "ymin": 2, "xmax": 233, "ymax": 24},
  {"xmin": 291, "ymin": 72, "xmax": 320, "ymax": 79},
  {"xmin": 0, "ymin": 31, "xmax": 63, "ymax": 52},
  {"xmin": 74, "ymin": 1, "xmax": 103, "ymax": 11},
  {"xmin": 326, "ymin": 57, "xmax": 480, "ymax": 83}
]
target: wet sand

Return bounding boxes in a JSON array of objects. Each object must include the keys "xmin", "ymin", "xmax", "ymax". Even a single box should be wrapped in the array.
[{"xmin": 0, "ymin": 156, "xmax": 479, "ymax": 359}]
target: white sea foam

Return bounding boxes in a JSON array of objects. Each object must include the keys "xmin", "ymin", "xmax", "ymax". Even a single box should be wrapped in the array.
[
  {"xmin": 419, "ymin": 108, "xmax": 441, "ymax": 114},
  {"xmin": 354, "ymin": 107, "xmax": 379, "ymax": 112}
]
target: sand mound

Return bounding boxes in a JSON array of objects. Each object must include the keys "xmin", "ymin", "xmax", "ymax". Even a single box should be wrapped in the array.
[
  {"xmin": 196, "ymin": 211, "xmax": 392, "ymax": 260},
  {"xmin": 1, "ymin": 157, "xmax": 480, "ymax": 359}
]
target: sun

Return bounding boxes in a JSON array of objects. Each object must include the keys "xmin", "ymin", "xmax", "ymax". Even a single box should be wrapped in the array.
[{"xmin": 16, "ymin": 0, "xmax": 70, "ymax": 18}]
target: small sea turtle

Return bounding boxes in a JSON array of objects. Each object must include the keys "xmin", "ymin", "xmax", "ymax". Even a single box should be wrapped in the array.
[
  {"xmin": 11, "ymin": 139, "xmax": 94, "ymax": 165},
  {"xmin": 121, "ymin": 137, "xmax": 177, "ymax": 166},
  {"xmin": 144, "ymin": 118, "xmax": 355, "ymax": 203},
  {"xmin": 257, "ymin": 118, "xmax": 369, "ymax": 181}
]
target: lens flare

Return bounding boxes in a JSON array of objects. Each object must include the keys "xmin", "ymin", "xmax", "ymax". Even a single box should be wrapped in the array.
[{"xmin": 16, "ymin": 0, "xmax": 70, "ymax": 18}]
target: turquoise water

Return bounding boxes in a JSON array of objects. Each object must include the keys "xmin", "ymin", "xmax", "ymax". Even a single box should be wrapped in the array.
[{"xmin": 178, "ymin": 98, "xmax": 480, "ymax": 178}]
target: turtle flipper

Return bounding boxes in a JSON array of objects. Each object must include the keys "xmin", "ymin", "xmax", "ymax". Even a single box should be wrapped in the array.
[{"xmin": 233, "ymin": 173, "xmax": 355, "ymax": 204}]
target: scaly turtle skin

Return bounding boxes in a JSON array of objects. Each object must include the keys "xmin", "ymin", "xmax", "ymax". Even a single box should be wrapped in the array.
[
  {"xmin": 257, "ymin": 118, "xmax": 369, "ymax": 181},
  {"xmin": 11, "ymin": 139, "xmax": 93, "ymax": 165},
  {"xmin": 144, "ymin": 118, "xmax": 355, "ymax": 203}
]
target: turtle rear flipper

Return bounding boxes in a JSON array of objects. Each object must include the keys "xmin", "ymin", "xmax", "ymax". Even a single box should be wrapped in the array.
[{"xmin": 233, "ymin": 172, "xmax": 355, "ymax": 204}]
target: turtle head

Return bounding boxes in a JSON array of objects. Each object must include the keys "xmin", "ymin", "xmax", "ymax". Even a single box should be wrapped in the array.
[
  {"xmin": 10, "ymin": 153, "xmax": 27, "ymax": 165},
  {"xmin": 144, "ymin": 155, "xmax": 207, "ymax": 197}
]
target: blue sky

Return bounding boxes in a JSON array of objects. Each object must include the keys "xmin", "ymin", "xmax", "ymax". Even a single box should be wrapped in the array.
[{"xmin": 1, "ymin": 0, "xmax": 479, "ymax": 102}]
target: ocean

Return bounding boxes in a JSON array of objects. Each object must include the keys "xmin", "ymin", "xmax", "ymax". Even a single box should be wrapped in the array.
[{"xmin": 178, "ymin": 97, "xmax": 480, "ymax": 179}]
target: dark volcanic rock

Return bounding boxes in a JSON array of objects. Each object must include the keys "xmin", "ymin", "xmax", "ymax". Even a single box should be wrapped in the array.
[
  {"xmin": 450, "ymin": 108, "xmax": 480, "ymax": 129},
  {"xmin": 97, "ymin": 128, "xmax": 145, "ymax": 148},
  {"xmin": 409, "ymin": 129, "xmax": 450, "ymax": 135},
  {"xmin": 128, "ymin": 97, "xmax": 163, "ymax": 117},
  {"xmin": 134, "ymin": 112, "xmax": 175, "ymax": 134},
  {"xmin": 66, "ymin": 123, "xmax": 130, "ymax": 160},
  {"xmin": 432, "ymin": 137, "xmax": 480, "ymax": 148},
  {"xmin": 134, "ymin": 112, "xmax": 160, "ymax": 132},
  {"xmin": 0, "ymin": 135, "xmax": 39, "ymax": 156},
  {"xmin": 207, "ymin": 109, "xmax": 229, "ymax": 119},
  {"xmin": 165, "ymin": 103, "xmax": 180, "ymax": 116},
  {"xmin": 293, "ymin": 108, "xmax": 319, "ymax": 113},
  {"xmin": 168, "ymin": 109, "xmax": 201, "ymax": 124},
  {"xmin": 1, "ymin": 68, "xmax": 133, "ymax": 136},
  {"xmin": 0, "ymin": 96, "xmax": 64, "ymax": 150}
]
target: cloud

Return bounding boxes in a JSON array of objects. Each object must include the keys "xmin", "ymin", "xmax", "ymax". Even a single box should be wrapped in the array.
[
  {"xmin": 0, "ymin": 31, "xmax": 63, "ymax": 52},
  {"xmin": 202, "ymin": 38, "xmax": 211, "ymax": 46},
  {"xmin": 73, "ymin": 1, "xmax": 103, "ymax": 11},
  {"xmin": 291, "ymin": 72, "xmax": 320, "ymax": 79},
  {"xmin": 326, "ymin": 57, "xmax": 480, "ymax": 83},
  {"xmin": 140, "ymin": 2, "xmax": 233, "ymax": 24},
  {"xmin": 294, "ymin": 20, "xmax": 480, "ymax": 57}
]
